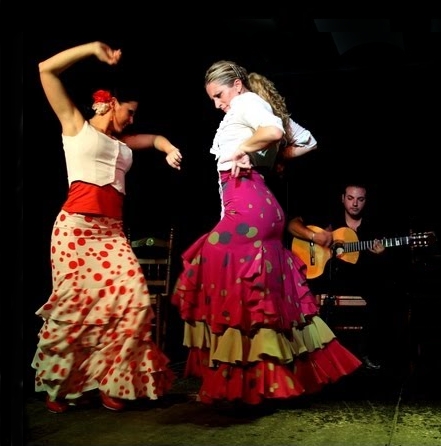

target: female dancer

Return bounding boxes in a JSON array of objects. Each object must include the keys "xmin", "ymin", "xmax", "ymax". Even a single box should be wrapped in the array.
[
  {"xmin": 32, "ymin": 41, "xmax": 182, "ymax": 413},
  {"xmin": 171, "ymin": 60, "xmax": 361, "ymax": 405}
]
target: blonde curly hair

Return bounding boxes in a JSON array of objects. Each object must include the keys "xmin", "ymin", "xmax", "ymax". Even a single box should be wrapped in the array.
[
  {"xmin": 248, "ymin": 72, "xmax": 293, "ymax": 146},
  {"xmin": 249, "ymin": 72, "xmax": 296, "ymax": 177}
]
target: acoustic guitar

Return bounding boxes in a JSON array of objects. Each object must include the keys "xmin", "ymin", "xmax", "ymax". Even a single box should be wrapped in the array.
[{"xmin": 292, "ymin": 225, "xmax": 437, "ymax": 279}]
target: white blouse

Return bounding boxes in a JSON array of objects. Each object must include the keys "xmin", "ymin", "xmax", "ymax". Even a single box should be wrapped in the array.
[{"xmin": 209, "ymin": 92, "xmax": 284, "ymax": 172}]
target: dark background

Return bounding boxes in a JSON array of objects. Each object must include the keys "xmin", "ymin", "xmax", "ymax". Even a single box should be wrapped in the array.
[{"xmin": 24, "ymin": 20, "xmax": 441, "ymax": 394}]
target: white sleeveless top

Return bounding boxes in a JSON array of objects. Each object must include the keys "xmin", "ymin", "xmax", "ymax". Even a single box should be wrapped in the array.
[{"xmin": 62, "ymin": 121, "xmax": 133, "ymax": 194}]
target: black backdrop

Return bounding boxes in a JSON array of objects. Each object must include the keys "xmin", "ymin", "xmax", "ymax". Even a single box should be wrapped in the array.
[{"xmin": 24, "ymin": 27, "xmax": 441, "ymax": 394}]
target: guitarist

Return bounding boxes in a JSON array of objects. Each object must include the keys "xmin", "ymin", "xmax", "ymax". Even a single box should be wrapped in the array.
[{"xmin": 287, "ymin": 181, "xmax": 403, "ymax": 371}]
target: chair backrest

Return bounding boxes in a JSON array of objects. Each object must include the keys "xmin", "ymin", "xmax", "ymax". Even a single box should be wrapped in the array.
[{"xmin": 130, "ymin": 227, "xmax": 175, "ymax": 349}]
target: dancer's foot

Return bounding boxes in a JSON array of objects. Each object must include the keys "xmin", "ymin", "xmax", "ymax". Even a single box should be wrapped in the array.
[
  {"xmin": 46, "ymin": 395, "xmax": 69, "ymax": 413},
  {"xmin": 100, "ymin": 391, "xmax": 125, "ymax": 411}
]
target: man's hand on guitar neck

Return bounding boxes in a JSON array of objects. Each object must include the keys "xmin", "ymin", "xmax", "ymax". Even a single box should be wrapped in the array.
[
  {"xmin": 313, "ymin": 230, "xmax": 384, "ymax": 254},
  {"xmin": 368, "ymin": 239, "xmax": 385, "ymax": 255}
]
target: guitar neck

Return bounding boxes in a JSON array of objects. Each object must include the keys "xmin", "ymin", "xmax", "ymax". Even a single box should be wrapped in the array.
[
  {"xmin": 344, "ymin": 236, "xmax": 410, "ymax": 253},
  {"xmin": 293, "ymin": 228, "xmax": 435, "ymax": 279}
]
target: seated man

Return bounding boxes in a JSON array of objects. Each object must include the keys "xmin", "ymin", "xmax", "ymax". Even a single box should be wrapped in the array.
[{"xmin": 288, "ymin": 180, "xmax": 410, "ymax": 371}]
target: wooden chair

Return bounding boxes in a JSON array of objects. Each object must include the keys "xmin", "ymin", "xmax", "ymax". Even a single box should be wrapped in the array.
[{"xmin": 130, "ymin": 227, "xmax": 174, "ymax": 351}]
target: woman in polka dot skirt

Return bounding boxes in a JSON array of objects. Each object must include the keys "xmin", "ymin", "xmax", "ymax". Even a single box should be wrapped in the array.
[
  {"xmin": 31, "ymin": 41, "xmax": 182, "ymax": 413},
  {"xmin": 171, "ymin": 61, "xmax": 362, "ymax": 406}
]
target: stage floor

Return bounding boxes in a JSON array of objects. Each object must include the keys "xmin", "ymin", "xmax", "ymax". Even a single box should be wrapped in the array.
[{"xmin": 23, "ymin": 357, "xmax": 441, "ymax": 446}]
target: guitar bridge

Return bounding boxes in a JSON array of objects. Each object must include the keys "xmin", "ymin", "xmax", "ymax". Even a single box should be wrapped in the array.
[{"xmin": 309, "ymin": 241, "xmax": 315, "ymax": 265}]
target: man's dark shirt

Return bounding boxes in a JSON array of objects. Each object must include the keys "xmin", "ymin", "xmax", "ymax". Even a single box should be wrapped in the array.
[{"xmin": 289, "ymin": 204, "xmax": 413, "ymax": 361}]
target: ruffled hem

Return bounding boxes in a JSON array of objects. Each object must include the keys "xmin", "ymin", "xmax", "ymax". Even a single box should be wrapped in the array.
[
  {"xmin": 32, "ymin": 315, "xmax": 176, "ymax": 401},
  {"xmin": 181, "ymin": 321, "xmax": 361, "ymax": 404},
  {"xmin": 199, "ymin": 360, "xmax": 306, "ymax": 404},
  {"xmin": 33, "ymin": 342, "xmax": 176, "ymax": 401}
]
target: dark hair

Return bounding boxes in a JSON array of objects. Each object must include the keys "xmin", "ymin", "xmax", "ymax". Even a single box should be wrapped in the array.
[
  {"xmin": 342, "ymin": 181, "xmax": 368, "ymax": 195},
  {"xmin": 83, "ymin": 81, "xmax": 142, "ymax": 119},
  {"xmin": 110, "ymin": 84, "xmax": 142, "ymax": 104}
]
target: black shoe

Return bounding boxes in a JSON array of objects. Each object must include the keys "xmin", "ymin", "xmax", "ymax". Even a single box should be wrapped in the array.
[{"xmin": 362, "ymin": 356, "xmax": 381, "ymax": 370}]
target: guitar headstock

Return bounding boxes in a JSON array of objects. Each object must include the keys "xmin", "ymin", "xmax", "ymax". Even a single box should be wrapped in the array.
[{"xmin": 410, "ymin": 231, "xmax": 437, "ymax": 248}]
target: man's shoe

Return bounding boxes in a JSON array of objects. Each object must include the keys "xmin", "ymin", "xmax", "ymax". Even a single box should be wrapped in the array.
[
  {"xmin": 362, "ymin": 356, "xmax": 381, "ymax": 370},
  {"xmin": 100, "ymin": 391, "xmax": 125, "ymax": 411},
  {"xmin": 46, "ymin": 396, "xmax": 69, "ymax": 413}
]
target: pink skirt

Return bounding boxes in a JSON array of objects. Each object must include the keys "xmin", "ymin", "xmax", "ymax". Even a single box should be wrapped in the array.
[{"xmin": 172, "ymin": 170, "xmax": 361, "ymax": 404}]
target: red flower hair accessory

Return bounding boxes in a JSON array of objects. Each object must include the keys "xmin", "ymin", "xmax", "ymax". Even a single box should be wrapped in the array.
[
  {"xmin": 92, "ymin": 90, "xmax": 113, "ymax": 115},
  {"xmin": 93, "ymin": 90, "xmax": 112, "ymax": 103}
]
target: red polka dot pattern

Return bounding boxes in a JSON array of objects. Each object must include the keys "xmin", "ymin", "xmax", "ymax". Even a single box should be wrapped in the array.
[{"xmin": 31, "ymin": 210, "xmax": 175, "ymax": 401}]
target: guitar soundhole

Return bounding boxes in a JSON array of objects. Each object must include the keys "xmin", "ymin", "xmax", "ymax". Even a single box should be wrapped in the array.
[{"xmin": 332, "ymin": 242, "xmax": 345, "ymax": 257}]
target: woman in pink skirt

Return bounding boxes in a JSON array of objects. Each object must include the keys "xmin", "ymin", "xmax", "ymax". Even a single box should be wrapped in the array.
[{"xmin": 171, "ymin": 61, "xmax": 362, "ymax": 406}]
